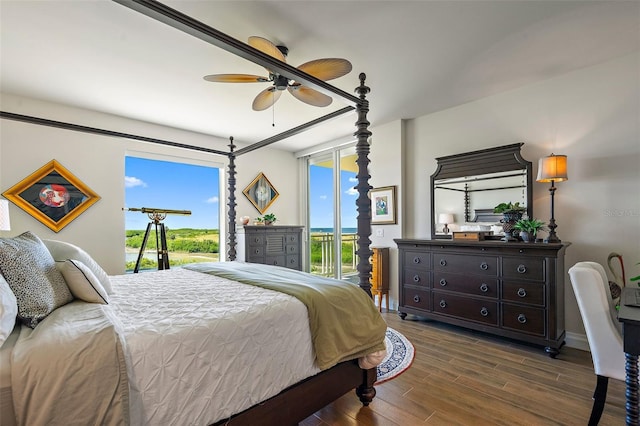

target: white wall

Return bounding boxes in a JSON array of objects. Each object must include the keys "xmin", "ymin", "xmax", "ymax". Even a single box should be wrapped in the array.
[
  {"xmin": 0, "ymin": 93, "xmax": 300, "ymax": 274},
  {"xmin": 402, "ymin": 52, "xmax": 640, "ymax": 346}
]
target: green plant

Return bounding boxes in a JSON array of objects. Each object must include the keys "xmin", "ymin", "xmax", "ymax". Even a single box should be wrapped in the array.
[
  {"xmin": 513, "ymin": 218, "xmax": 546, "ymax": 235},
  {"xmin": 493, "ymin": 202, "xmax": 526, "ymax": 214},
  {"xmin": 254, "ymin": 217, "xmax": 264, "ymax": 223},
  {"xmin": 263, "ymin": 213, "xmax": 277, "ymax": 223}
]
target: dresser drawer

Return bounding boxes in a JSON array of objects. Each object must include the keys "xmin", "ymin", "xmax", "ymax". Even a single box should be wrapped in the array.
[
  {"xmin": 265, "ymin": 255, "xmax": 286, "ymax": 267},
  {"xmin": 402, "ymin": 287, "xmax": 431, "ymax": 311},
  {"xmin": 502, "ymin": 281, "xmax": 545, "ymax": 306},
  {"xmin": 284, "ymin": 255, "xmax": 300, "ymax": 270},
  {"xmin": 285, "ymin": 244, "xmax": 299, "ymax": 254},
  {"xmin": 502, "ymin": 257, "xmax": 544, "ymax": 281},
  {"xmin": 247, "ymin": 234, "xmax": 265, "ymax": 246},
  {"xmin": 247, "ymin": 245, "xmax": 264, "ymax": 256},
  {"xmin": 432, "ymin": 292, "xmax": 498, "ymax": 325},
  {"xmin": 403, "ymin": 251, "xmax": 430, "ymax": 270},
  {"xmin": 433, "ymin": 253, "xmax": 498, "ymax": 276},
  {"xmin": 402, "ymin": 268, "xmax": 430, "ymax": 287},
  {"xmin": 502, "ymin": 304, "xmax": 545, "ymax": 336},
  {"xmin": 285, "ymin": 233, "xmax": 299, "ymax": 244},
  {"xmin": 433, "ymin": 272, "xmax": 498, "ymax": 298}
]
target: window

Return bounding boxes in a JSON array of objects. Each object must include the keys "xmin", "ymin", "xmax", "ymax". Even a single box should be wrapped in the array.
[{"xmin": 124, "ymin": 155, "xmax": 221, "ymax": 272}]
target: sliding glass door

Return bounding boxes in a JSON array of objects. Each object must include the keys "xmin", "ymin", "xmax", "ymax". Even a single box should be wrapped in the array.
[{"xmin": 307, "ymin": 145, "xmax": 358, "ymax": 280}]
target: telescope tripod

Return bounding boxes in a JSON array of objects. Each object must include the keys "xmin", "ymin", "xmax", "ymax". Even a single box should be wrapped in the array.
[{"xmin": 134, "ymin": 214, "xmax": 170, "ymax": 273}]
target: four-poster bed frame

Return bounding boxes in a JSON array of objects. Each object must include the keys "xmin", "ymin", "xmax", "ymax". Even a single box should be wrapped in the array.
[{"xmin": 2, "ymin": 0, "xmax": 377, "ymax": 424}]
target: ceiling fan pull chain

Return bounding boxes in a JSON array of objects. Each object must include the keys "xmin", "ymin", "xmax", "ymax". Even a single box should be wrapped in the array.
[{"xmin": 272, "ymin": 94, "xmax": 276, "ymax": 127}]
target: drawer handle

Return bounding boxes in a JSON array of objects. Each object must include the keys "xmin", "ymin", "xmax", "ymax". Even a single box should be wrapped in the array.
[
  {"xmin": 517, "ymin": 314, "xmax": 527, "ymax": 324},
  {"xmin": 517, "ymin": 264, "xmax": 527, "ymax": 274},
  {"xmin": 439, "ymin": 299, "xmax": 447, "ymax": 308},
  {"xmin": 480, "ymin": 307, "xmax": 489, "ymax": 317},
  {"xmin": 255, "ymin": 249, "xmax": 260, "ymax": 254},
  {"xmin": 480, "ymin": 262, "xmax": 488, "ymax": 270},
  {"xmin": 273, "ymin": 261, "xmax": 279, "ymax": 265},
  {"xmin": 517, "ymin": 288, "xmax": 527, "ymax": 297},
  {"xmin": 413, "ymin": 295, "xmax": 421, "ymax": 303},
  {"xmin": 480, "ymin": 283, "xmax": 489, "ymax": 292},
  {"xmin": 413, "ymin": 257, "xmax": 421, "ymax": 264},
  {"xmin": 439, "ymin": 259, "xmax": 447, "ymax": 267},
  {"xmin": 439, "ymin": 278, "xmax": 447, "ymax": 286},
  {"xmin": 413, "ymin": 275, "xmax": 421, "ymax": 283},
  {"xmin": 290, "ymin": 259, "xmax": 295, "ymax": 264},
  {"xmin": 254, "ymin": 238, "xmax": 260, "ymax": 243}
]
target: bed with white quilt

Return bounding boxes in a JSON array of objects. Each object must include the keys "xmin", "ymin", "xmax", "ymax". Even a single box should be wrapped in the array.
[{"xmin": 0, "ymin": 232, "xmax": 387, "ymax": 426}]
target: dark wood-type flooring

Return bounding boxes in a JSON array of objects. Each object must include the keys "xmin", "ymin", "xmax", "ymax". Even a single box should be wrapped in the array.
[{"xmin": 302, "ymin": 311, "xmax": 626, "ymax": 425}]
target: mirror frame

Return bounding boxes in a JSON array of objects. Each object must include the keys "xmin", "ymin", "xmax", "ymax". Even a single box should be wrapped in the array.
[{"xmin": 430, "ymin": 143, "xmax": 533, "ymax": 239}]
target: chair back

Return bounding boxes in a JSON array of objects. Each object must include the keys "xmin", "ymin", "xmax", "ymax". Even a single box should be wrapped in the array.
[{"xmin": 568, "ymin": 261, "xmax": 625, "ymax": 380}]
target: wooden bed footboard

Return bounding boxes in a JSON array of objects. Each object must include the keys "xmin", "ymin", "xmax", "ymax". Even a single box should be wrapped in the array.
[{"xmin": 212, "ymin": 361, "xmax": 376, "ymax": 425}]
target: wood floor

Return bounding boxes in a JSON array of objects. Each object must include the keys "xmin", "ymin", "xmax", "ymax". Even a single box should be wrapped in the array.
[{"xmin": 302, "ymin": 311, "xmax": 627, "ymax": 425}]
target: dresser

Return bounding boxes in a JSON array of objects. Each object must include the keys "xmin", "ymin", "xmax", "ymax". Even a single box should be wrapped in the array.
[
  {"xmin": 395, "ymin": 239, "xmax": 570, "ymax": 357},
  {"xmin": 371, "ymin": 247, "xmax": 390, "ymax": 311},
  {"xmin": 237, "ymin": 226, "xmax": 304, "ymax": 271}
]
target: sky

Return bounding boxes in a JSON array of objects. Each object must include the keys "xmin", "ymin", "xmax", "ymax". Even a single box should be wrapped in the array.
[
  {"xmin": 125, "ymin": 156, "xmax": 357, "ymax": 231},
  {"xmin": 125, "ymin": 156, "xmax": 220, "ymax": 230},
  {"xmin": 309, "ymin": 165, "xmax": 358, "ymax": 229}
]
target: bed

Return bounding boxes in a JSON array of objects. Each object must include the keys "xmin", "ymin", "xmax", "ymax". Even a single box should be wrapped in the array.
[{"xmin": 0, "ymin": 1, "xmax": 382, "ymax": 425}]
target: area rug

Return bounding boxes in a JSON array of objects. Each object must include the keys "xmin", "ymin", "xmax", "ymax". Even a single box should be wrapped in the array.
[{"xmin": 376, "ymin": 327, "xmax": 415, "ymax": 384}]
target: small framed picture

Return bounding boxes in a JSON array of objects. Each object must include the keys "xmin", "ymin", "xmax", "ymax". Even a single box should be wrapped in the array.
[
  {"xmin": 2, "ymin": 160, "xmax": 100, "ymax": 232},
  {"xmin": 370, "ymin": 186, "xmax": 397, "ymax": 225},
  {"xmin": 243, "ymin": 172, "xmax": 279, "ymax": 214}
]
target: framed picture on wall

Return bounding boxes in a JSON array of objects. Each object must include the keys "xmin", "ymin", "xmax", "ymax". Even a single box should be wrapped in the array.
[
  {"xmin": 243, "ymin": 172, "xmax": 279, "ymax": 214},
  {"xmin": 2, "ymin": 160, "xmax": 100, "ymax": 232},
  {"xmin": 370, "ymin": 186, "xmax": 397, "ymax": 225}
]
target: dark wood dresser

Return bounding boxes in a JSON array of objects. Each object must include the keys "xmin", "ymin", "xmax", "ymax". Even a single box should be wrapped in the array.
[
  {"xmin": 237, "ymin": 225, "xmax": 304, "ymax": 271},
  {"xmin": 395, "ymin": 238, "xmax": 570, "ymax": 356}
]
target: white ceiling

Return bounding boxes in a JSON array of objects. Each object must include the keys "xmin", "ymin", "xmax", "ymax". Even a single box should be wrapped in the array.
[{"xmin": 1, "ymin": 0, "xmax": 639, "ymax": 152}]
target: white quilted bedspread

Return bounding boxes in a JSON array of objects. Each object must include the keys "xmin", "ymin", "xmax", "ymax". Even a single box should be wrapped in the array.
[{"xmin": 106, "ymin": 268, "xmax": 321, "ymax": 426}]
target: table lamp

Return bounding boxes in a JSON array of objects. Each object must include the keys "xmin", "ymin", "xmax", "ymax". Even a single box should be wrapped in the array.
[{"xmin": 536, "ymin": 154, "xmax": 568, "ymax": 243}]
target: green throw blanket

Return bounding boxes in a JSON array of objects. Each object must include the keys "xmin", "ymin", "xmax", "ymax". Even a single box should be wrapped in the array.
[{"xmin": 184, "ymin": 262, "xmax": 387, "ymax": 370}]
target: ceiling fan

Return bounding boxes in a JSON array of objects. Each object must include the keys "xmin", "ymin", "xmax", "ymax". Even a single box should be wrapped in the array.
[{"xmin": 203, "ymin": 36, "xmax": 352, "ymax": 111}]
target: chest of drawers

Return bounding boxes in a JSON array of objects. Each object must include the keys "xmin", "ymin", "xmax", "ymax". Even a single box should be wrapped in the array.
[
  {"xmin": 237, "ymin": 226, "xmax": 304, "ymax": 271},
  {"xmin": 395, "ymin": 239, "xmax": 570, "ymax": 357}
]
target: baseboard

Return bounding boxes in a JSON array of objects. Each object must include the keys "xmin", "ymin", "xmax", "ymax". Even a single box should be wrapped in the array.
[{"xmin": 564, "ymin": 331, "xmax": 590, "ymax": 352}]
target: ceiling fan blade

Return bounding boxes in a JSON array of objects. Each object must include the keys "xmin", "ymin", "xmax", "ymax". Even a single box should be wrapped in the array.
[
  {"xmin": 252, "ymin": 87, "xmax": 282, "ymax": 111},
  {"xmin": 297, "ymin": 58, "xmax": 352, "ymax": 81},
  {"xmin": 248, "ymin": 36, "xmax": 286, "ymax": 62},
  {"xmin": 203, "ymin": 74, "xmax": 269, "ymax": 83},
  {"xmin": 287, "ymin": 85, "xmax": 332, "ymax": 107}
]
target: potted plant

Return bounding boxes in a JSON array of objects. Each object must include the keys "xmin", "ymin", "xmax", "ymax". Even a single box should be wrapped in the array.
[
  {"xmin": 263, "ymin": 213, "xmax": 277, "ymax": 225},
  {"xmin": 494, "ymin": 202, "xmax": 527, "ymax": 241},
  {"xmin": 513, "ymin": 218, "xmax": 546, "ymax": 242},
  {"xmin": 254, "ymin": 216, "xmax": 264, "ymax": 226}
]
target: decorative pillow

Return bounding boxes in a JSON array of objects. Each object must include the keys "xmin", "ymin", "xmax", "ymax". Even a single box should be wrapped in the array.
[
  {"xmin": 0, "ymin": 274, "xmax": 18, "ymax": 347},
  {"xmin": 0, "ymin": 231, "xmax": 73, "ymax": 328},
  {"xmin": 57, "ymin": 259, "xmax": 109, "ymax": 304},
  {"xmin": 42, "ymin": 239, "xmax": 113, "ymax": 294}
]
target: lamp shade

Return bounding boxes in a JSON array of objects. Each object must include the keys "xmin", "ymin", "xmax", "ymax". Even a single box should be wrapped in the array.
[
  {"xmin": 537, "ymin": 154, "xmax": 568, "ymax": 182},
  {"xmin": 0, "ymin": 200, "xmax": 10, "ymax": 231},
  {"xmin": 438, "ymin": 213, "xmax": 454, "ymax": 224}
]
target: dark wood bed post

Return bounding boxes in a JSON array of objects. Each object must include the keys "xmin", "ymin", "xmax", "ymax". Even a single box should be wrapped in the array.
[
  {"xmin": 354, "ymin": 73, "xmax": 373, "ymax": 297},
  {"xmin": 227, "ymin": 137, "xmax": 237, "ymax": 261}
]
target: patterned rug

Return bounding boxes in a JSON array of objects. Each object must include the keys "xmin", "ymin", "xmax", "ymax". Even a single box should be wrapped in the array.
[{"xmin": 376, "ymin": 327, "xmax": 415, "ymax": 384}]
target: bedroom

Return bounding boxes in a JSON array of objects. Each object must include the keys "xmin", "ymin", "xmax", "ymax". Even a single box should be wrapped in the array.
[{"xmin": 1, "ymin": 0, "xmax": 639, "ymax": 425}]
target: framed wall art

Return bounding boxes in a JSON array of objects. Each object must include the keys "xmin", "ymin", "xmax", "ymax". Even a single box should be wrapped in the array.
[
  {"xmin": 2, "ymin": 160, "xmax": 100, "ymax": 232},
  {"xmin": 243, "ymin": 172, "xmax": 279, "ymax": 214},
  {"xmin": 370, "ymin": 186, "xmax": 397, "ymax": 225}
]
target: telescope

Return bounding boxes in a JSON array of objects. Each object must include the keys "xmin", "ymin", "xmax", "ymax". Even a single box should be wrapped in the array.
[
  {"xmin": 125, "ymin": 207, "xmax": 191, "ymax": 216},
  {"xmin": 124, "ymin": 207, "xmax": 191, "ymax": 273}
]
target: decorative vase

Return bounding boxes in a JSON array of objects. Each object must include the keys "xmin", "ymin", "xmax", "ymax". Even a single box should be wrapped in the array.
[
  {"xmin": 501, "ymin": 211, "xmax": 523, "ymax": 242},
  {"xmin": 520, "ymin": 231, "xmax": 534, "ymax": 242}
]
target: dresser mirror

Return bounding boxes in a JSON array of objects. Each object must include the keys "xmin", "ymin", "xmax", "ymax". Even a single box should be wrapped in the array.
[{"xmin": 430, "ymin": 143, "xmax": 533, "ymax": 239}]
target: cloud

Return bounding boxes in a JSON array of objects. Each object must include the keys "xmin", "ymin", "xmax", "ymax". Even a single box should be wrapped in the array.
[
  {"xmin": 206, "ymin": 196, "xmax": 219, "ymax": 204},
  {"xmin": 125, "ymin": 176, "xmax": 147, "ymax": 188},
  {"xmin": 345, "ymin": 187, "xmax": 358, "ymax": 196},
  {"xmin": 319, "ymin": 195, "xmax": 328, "ymax": 200},
  {"xmin": 348, "ymin": 177, "xmax": 358, "ymax": 183}
]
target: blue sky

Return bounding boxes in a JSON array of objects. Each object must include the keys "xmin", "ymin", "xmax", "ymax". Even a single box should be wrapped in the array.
[
  {"xmin": 126, "ymin": 156, "xmax": 357, "ymax": 230},
  {"xmin": 309, "ymin": 165, "xmax": 357, "ymax": 229},
  {"xmin": 125, "ymin": 156, "xmax": 219, "ymax": 230}
]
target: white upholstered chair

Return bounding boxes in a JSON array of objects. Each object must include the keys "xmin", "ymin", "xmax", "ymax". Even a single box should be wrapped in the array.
[{"xmin": 568, "ymin": 261, "xmax": 627, "ymax": 425}]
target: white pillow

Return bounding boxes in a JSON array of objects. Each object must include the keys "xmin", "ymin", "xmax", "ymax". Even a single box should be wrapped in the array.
[
  {"xmin": 58, "ymin": 260, "xmax": 109, "ymax": 304},
  {"xmin": 0, "ymin": 274, "xmax": 18, "ymax": 347},
  {"xmin": 43, "ymin": 239, "xmax": 113, "ymax": 294}
]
